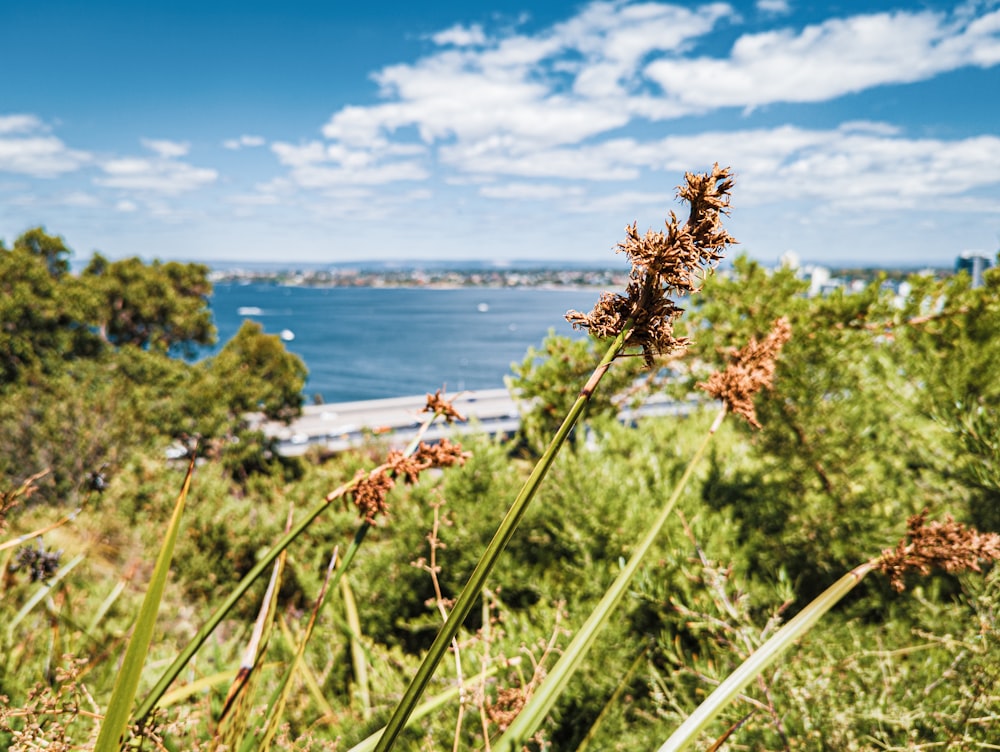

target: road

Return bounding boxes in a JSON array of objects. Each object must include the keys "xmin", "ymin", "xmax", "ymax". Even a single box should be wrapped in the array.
[
  {"xmin": 250, "ymin": 388, "xmax": 706, "ymax": 457},
  {"xmin": 250, "ymin": 388, "xmax": 519, "ymax": 456}
]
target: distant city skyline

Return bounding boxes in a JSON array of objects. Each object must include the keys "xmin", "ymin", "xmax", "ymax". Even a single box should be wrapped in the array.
[{"xmin": 2, "ymin": 0, "xmax": 999, "ymax": 268}]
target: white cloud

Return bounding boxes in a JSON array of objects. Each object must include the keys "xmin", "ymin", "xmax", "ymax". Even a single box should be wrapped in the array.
[
  {"xmin": 299, "ymin": 1, "xmax": 1000, "ymax": 208},
  {"xmin": 0, "ymin": 114, "xmax": 43, "ymax": 135},
  {"xmin": 756, "ymin": 0, "xmax": 790, "ymax": 14},
  {"xmin": 426, "ymin": 121, "xmax": 1000, "ymax": 219},
  {"xmin": 96, "ymin": 141, "xmax": 217, "ymax": 195},
  {"xmin": 0, "ymin": 114, "xmax": 90, "ymax": 177},
  {"xmin": 228, "ymin": 193, "xmax": 281, "ymax": 206},
  {"xmin": 223, "ymin": 134, "xmax": 266, "ymax": 150},
  {"xmin": 141, "ymin": 138, "xmax": 191, "ymax": 158},
  {"xmin": 590, "ymin": 124, "xmax": 1000, "ymax": 211},
  {"xmin": 272, "ymin": 139, "xmax": 428, "ymax": 188},
  {"xmin": 431, "ymin": 23, "xmax": 487, "ymax": 47},
  {"xmin": 116, "ymin": 200, "xmax": 138, "ymax": 212},
  {"xmin": 323, "ymin": 2, "xmax": 732, "ymax": 152},
  {"xmin": 644, "ymin": 8, "xmax": 1000, "ymax": 110},
  {"xmin": 61, "ymin": 191, "xmax": 101, "ymax": 207},
  {"xmin": 308, "ymin": 1, "xmax": 734, "ymax": 191}
]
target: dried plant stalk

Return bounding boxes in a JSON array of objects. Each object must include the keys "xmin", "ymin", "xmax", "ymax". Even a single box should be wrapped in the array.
[
  {"xmin": 698, "ymin": 317, "xmax": 793, "ymax": 428},
  {"xmin": 349, "ymin": 439, "xmax": 469, "ymax": 524},
  {"xmin": 878, "ymin": 510, "xmax": 1000, "ymax": 592},
  {"xmin": 567, "ymin": 164, "xmax": 736, "ymax": 365}
]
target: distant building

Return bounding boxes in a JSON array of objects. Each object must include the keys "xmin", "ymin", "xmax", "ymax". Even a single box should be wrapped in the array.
[
  {"xmin": 779, "ymin": 250, "xmax": 801, "ymax": 270},
  {"xmin": 956, "ymin": 251, "xmax": 993, "ymax": 288}
]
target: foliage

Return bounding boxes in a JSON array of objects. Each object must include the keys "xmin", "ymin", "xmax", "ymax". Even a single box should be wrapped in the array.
[
  {"xmin": 507, "ymin": 331, "xmax": 642, "ymax": 453},
  {"xmin": 80, "ymin": 253, "xmax": 216, "ymax": 356},
  {"xmin": 0, "ymin": 229, "xmax": 306, "ymax": 501},
  {"xmin": 2, "ymin": 220, "xmax": 1000, "ymax": 750}
]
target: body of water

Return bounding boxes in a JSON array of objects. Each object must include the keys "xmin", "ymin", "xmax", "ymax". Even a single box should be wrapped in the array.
[{"xmin": 208, "ymin": 283, "xmax": 601, "ymax": 403}]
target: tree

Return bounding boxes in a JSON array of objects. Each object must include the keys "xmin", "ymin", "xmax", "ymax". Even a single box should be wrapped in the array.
[
  {"xmin": 677, "ymin": 256, "xmax": 954, "ymax": 599},
  {"xmin": 199, "ymin": 320, "xmax": 308, "ymax": 423},
  {"xmin": 0, "ymin": 238, "xmax": 93, "ymax": 383},
  {"xmin": 13, "ymin": 226, "xmax": 71, "ymax": 279},
  {"xmin": 80, "ymin": 253, "xmax": 216, "ymax": 357}
]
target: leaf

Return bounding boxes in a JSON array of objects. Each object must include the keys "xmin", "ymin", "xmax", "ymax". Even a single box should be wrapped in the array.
[
  {"xmin": 93, "ymin": 452, "xmax": 196, "ymax": 752},
  {"xmin": 253, "ymin": 548, "xmax": 339, "ymax": 752},
  {"xmin": 213, "ymin": 505, "xmax": 294, "ymax": 751}
]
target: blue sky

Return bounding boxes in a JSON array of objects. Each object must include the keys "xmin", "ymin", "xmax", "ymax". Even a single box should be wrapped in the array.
[{"xmin": 2, "ymin": 0, "xmax": 999, "ymax": 268}]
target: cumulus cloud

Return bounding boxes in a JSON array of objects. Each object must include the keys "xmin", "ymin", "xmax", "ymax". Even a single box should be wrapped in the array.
[
  {"xmin": 431, "ymin": 23, "xmax": 487, "ymax": 47},
  {"xmin": 321, "ymin": 2, "xmax": 731, "ymax": 153},
  {"xmin": 506, "ymin": 123, "xmax": 1000, "ymax": 212},
  {"xmin": 60, "ymin": 191, "xmax": 101, "ymax": 207},
  {"xmin": 223, "ymin": 134, "xmax": 266, "ymax": 150},
  {"xmin": 756, "ymin": 0, "xmax": 790, "ymax": 14},
  {"xmin": 287, "ymin": 0, "xmax": 1000, "ymax": 208},
  {"xmin": 95, "ymin": 139, "xmax": 217, "ymax": 194},
  {"xmin": 271, "ymin": 139, "xmax": 428, "ymax": 188},
  {"xmin": 141, "ymin": 138, "xmax": 190, "ymax": 158},
  {"xmin": 0, "ymin": 114, "xmax": 43, "ymax": 135},
  {"xmin": 0, "ymin": 113, "xmax": 90, "ymax": 177},
  {"xmin": 644, "ymin": 7, "xmax": 1000, "ymax": 110},
  {"xmin": 479, "ymin": 182, "xmax": 586, "ymax": 200}
]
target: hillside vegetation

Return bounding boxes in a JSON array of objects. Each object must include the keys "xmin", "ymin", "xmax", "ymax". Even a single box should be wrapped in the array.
[{"xmin": 2, "ymin": 170, "xmax": 999, "ymax": 751}]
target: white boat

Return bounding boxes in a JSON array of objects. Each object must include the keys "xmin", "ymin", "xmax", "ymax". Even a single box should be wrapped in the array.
[
  {"xmin": 237, "ymin": 306, "xmax": 264, "ymax": 316},
  {"xmin": 280, "ymin": 329, "xmax": 295, "ymax": 341}
]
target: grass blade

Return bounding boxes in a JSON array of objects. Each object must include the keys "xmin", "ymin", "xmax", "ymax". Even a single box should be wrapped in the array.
[
  {"xmin": 93, "ymin": 452, "xmax": 196, "ymax": 752},
  {"xmin": 6, "ymin": 553, "xmax": 85, "ymax": 637},
  {"xmin": 135, "ymin": 407, "xmax": 449, "ymax": 725},
  {"xmin": 372, "ymin": 327, "xmax": 631, "ymax": 751},
  {"xmin": 656, "ymin": 560, "xmax": 877, "ymax": 752},
  {"xmin": 213, "ymin": 505, "xmax": 294, "ymax": 751},
  {"xmin": 347, "ymin": 662, "xmax": 505, "ymax": 752},
  {"xmin": 85, "ymin": 579, "xmax": 129, "ymax": 638},
  {"xmin": 341, "ymin": 573, "xmax": 372, "ymax": 719},
  {"xmin": 253, "ymin": 549, "xmax": 339, "ymax": 752},
  {"xmin": 495, "ymin": 407, "xmax": 724, "ymax": 751}
]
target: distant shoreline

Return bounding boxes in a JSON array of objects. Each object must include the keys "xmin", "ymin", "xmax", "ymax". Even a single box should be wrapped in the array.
[{"xmin": 209, "ymin": 267, "xmax": 629, "ymax": 291}]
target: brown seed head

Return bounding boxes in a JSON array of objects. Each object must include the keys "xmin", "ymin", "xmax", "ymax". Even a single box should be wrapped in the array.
[
  {"xmin": 566, "ymin": 164, "xmax": 736, "ymax": 366},
  {"xmin": 878, "ymin": 510, "xmax": 1000, "ymax": 592},
  {"xmin": 698, "ymin": 317, "xmax": 792, "ymax": 428},
  {"xmin": 423, "ymin": 388, "xmax": 467, "ymax": 423},
  {"xmin": 348, "ymin": 438, "xmax": 471, "ymax": 524}
]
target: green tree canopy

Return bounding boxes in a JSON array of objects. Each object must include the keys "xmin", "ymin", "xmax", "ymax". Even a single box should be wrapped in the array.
[
  {"xmin": 0, "ymin": 235, "xmax": 92, "ymax": 383},
  {"xmin": 81, "ymin": 253, "xmax": 215, "ymax": 356},
  {"xmin": 13, "ymin": 226, "xmax": 71, "ymax": 279}
]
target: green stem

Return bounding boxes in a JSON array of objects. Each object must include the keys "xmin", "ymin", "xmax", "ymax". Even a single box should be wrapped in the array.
[
  {"xmin": 135, "ymin": 517, "xmax": 370, "ymax": 725},
  {"xmin": 134, "ymin": 414, "xmax": 444, "ymax": 725},
  {"xmin": 657, "ymin": 559, "xmax": 878, "ymax": 752},
  {"xmin": 495, "ymin": 406, "xmax": 725, "ymax": 751},
  {"xmin": 372, "ymin": 326, "xmax": 632, "ymax": 752}
]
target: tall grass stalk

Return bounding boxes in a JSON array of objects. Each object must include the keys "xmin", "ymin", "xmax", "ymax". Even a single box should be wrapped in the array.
[
  {"xmin": 372, "ymin": 326, "xmax": 632, "ymax": 751},
  {"xmin": 212, "ymin": 507, "xmax": 294, "ymax": 751},
  {"xmin": 656, "ymin": 560, "xmax": 878, "ymax": 752},
  {"xmin": 347, "ymin": 663, "xmax": 506, "ymax": 752},
  {"xmin": 493, "ymin": 407, "xmax": 726, "ymax": 751},
  {"xmin": 0, "ymin": 503, "xmax": 83, "ymax": 553},
  {"xmin": 252, "ymin": 549, "xmax": 339, "ymax": 752},
  {"xmin": 658, "ymin": 510, "xmax": 1000, "ymax": 750},
  {"xmin": 134, "ymin": 406, "xmax": 454, "ymax": 724},
  {"xmin": 94, "ymin": 452, "xmax": 196, "ymax": 752},
  {"xmin": 341, "ymin": 572, "xmax": 372, "ymax": 719},
  {"xmin": 374, "ymin": 164, "xmax": 736, "ymax": 751}
]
